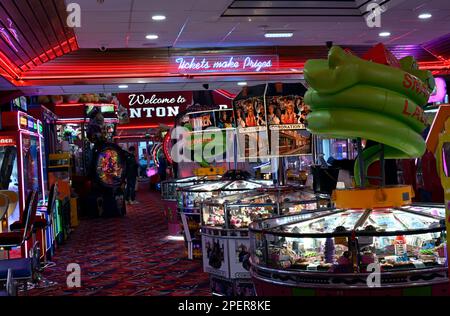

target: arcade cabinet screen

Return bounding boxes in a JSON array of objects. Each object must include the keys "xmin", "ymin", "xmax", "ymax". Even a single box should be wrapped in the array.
[
  {"xmin": 0, "ymin": 146, "xmax": 18, "ymax": 192},
  {"xmin": 11, "ymin": 96, "xmax": 28, "ymax": 112},
  {"xmin": 22, "ymin": 135, "xmax": 40, "ymax": 198},
  {"xmin": 0, "ymin": 145, "xmax": 20, "ymax": 222}
]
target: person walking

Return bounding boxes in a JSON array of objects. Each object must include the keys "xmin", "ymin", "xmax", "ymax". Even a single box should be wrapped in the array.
[{"xmin": 125, "ymin": 146, "xmax": 139, "ymax": 204}]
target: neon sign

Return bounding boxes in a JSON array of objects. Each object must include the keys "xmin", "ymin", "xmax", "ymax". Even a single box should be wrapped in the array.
[{"xmin": 171, "ymin": 55, "xmax": 279, "ymax": 73}]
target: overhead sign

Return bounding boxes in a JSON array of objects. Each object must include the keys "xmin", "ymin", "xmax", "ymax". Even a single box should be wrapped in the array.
[
  {"xmin": 0, "ymin": 136, "xmax": 16, "ymax": 146},
  {"xmin": 171, "ymin": 55, "xmax": 279, "ymax": 74},
  {"xmin": 117, "ymin": 92, "xmax": 193, "ymax": 126}
]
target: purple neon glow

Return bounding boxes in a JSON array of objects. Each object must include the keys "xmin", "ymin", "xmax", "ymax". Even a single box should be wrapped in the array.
[{"xmin": 429, "ymin": 77, "xmax": 447, "ymax": 103}]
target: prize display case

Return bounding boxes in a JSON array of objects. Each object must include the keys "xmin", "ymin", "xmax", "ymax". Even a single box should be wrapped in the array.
[
  {"xmin": 201, "ymin": 186, "xmax": 330, "ymax": 296},
  {"xmin": 249, "ymin": 205, "xmax": 448, "ymax": 296},
  {"xmin": 161, "ymin": 175, "xmax": 222, "ymax": 236},
  {"xmin": 177, "ymin": 170, "xmax": 272, "ymax": 259},
  {"xmin": 161, "ymin": 176, "xmax": 221, "ymax": 202}
]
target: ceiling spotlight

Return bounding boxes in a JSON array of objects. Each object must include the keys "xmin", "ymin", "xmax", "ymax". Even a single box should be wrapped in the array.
[
  {"xmin": 264, "ymin": 32, "xmax": 293, "ymax": 38},
  {"xmin": 152, "ymin": 15, "xmax": 166, "ymax": 21},
  {"xmin": 379, "ymin": 31, "xmax": 391, "ymax": 37},
  {"xmin": 418, "ymin": 13, "xmax": 432, "ymax": 19},
  {"xmin": 118, "ymin": 85, "xmax": 128, "ymax": 89},
  {"xmin": 145, "ymin": 34, "xmax": 159, "ymax": 40},
  {"xmin": 137, "ymin": 81, "xmax": 146, "ymax": 84},
  {"xmin": 237, "ymin": 82, "xmax": 247, "ymax": 86}
]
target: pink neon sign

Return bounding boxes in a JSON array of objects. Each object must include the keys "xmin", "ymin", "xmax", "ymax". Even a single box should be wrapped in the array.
[{"xmin": 171, "ymin": 55, "xmax": 279, "ymax": 73}]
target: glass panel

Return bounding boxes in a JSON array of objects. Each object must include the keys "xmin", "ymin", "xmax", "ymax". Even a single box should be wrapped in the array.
[
  {"xmin": 281, "ymin": 210, "xmax": 363, "ymax": 233},
  {"xmin": 442, "ymin": 142, "xmax": 450, "ymax": 177}
]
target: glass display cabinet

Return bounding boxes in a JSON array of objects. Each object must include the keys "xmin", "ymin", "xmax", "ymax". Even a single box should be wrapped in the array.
[
  {"xmin": 249, "ymin": 205, "xmax": 448, "ymax": 296},
  {"xmin": 160, "ymin": 175, "xmax": 222, "ymax": 236},
  {"xmin": 177, "ymin": 170, "xmax": 272, "ymax": 260},
  {"xmin": 161, "ymin": 176, "xmax": 221, "ymax": 202},
  {"xmin": 200, "ymin": 186, "xmax": 331, "ymax": 296}
]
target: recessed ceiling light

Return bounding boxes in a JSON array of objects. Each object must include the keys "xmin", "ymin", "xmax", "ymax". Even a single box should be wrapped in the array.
[
  {"xmin": 418, "ymin": 13, "xmax": 432, "ymax": 19},
  {"xmin": 145, "ymin": 34, "xmax": 159, "ymax": 40},
  {"xmin": 379, "ymin": 31, "xmax": 391, "ymax": 37},
  {"xmin": 137, "ymin": 81, "xmax": 146, "ymax": 84},
  {"xmin": 152, "ymin": 15, "xmax": 166, "ymax": 21},
  {"xmin": 264, "ymin": 32, "xmax": 293, "ymax": 38},
  {"xmin": 118, "ymin": 85, "xmax": 128, "ymax": 89},
  {"xmin": 237, "ymin": 82, "xmax": 247, "ymax": 86}
]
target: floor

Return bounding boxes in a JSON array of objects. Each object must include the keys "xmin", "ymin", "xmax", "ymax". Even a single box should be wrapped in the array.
[{"xmin": 25, "ymin": 190, "xmax": 210, "ymax": 296}]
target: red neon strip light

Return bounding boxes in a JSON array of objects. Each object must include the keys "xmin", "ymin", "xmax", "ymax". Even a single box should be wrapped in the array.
[
  {"xmin": 21, "ymin": 70, "xmax": 303, "ymax": 81},
  {"xmin": 116, "ymin": 124, "xmax": 171, "ymax": 130},
  {"xmin": 56, "ymin": 118, "xmax": 119, "ymax": 124},
  {"xmin": 55, "ymin": 103, "xmax": 116, "ymax": 107},
  {"xmin": 214, "ymin": 89, "xmax": 236, "ymax": 99},
  {"xmin": 0, "ymin": 51, "xmax": 21, "ymax": 79},
  {"xmin": 113, "ymin": 135, "xmax": 154, "ymax": 139}
]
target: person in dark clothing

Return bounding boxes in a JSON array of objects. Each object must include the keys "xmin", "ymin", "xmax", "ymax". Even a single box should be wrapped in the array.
[
  {"xmin": 125, "ymin": 146, "xmax": 139, "ymax": 204},
  {"xmin": 158, "ymin": 154, "xmax": 168, "ymax": 182}
]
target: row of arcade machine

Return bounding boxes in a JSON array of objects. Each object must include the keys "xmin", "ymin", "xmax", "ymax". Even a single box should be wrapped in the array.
[{"xmin": 0, "ymin": 105, "xmax": 128, "ymax": 261}]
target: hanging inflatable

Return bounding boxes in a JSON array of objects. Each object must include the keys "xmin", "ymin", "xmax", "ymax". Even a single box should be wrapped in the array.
[{"xmin": 304, "ymin": 45, "xmax": 435, "ymax": 186}]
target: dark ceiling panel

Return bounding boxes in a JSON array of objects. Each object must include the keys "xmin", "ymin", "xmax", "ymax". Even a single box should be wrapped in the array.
[
  {"xmin": 423, "ymin": 32, "xmax": 450, "ymax": 60},
  {"xmin": 0, "ymin": 0, "xmax": 78, "ymax": 82}
]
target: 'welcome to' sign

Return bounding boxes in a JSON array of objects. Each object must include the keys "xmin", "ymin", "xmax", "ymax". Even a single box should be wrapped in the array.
[{"xmin": 171, "ymin": 55, "xmax": 279, "ymax": 74}]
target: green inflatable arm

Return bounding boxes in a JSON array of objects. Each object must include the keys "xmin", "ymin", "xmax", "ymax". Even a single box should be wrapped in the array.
[{"xmin": 304, "ymin": 46, "xmax": 434, "ymax": 186}]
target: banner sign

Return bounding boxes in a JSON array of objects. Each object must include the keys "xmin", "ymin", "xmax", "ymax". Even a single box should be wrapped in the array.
[
  {"xmin": 117, "ymin": 92, "xmax": 193, "ymax": 126},
  {"xmin": 171, "ymin": 55, "xmax": 279, "ymax": 74},
  {"xmin": 0, "ymin": 136, "xmax": 16, "ymax": 146}
]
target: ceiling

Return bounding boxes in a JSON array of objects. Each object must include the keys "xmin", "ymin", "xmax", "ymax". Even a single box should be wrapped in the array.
[{"xmin": 72, "ymin": 0, "xmax": 450, "ymax": 48}]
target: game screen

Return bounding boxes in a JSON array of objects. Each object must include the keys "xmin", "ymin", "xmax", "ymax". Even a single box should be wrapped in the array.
[
  {"xmin": 96, "ymin": 147, "xmax": 125, "ymax": 188},
  {"xmin": 0, "ymin": 145, "xmax": 19, "ymax": 222},
  {"xmin": 22, "ymin": 134, "xmax": 40, "ymax": 201}
]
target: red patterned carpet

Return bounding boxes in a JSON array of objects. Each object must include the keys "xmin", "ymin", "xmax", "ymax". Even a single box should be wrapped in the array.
[{"xmin": 25, "ymin": 191, "xmax": 210, "ymax": 296}]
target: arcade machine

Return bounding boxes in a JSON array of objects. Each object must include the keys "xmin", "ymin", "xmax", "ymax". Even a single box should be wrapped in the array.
[
  {"xmin": 250, "ymin": 45, "xmax": 449, "ymax": 296},
  {"xmin": 0, "ymin": 111, "xmax": 48, "ymax": 258},
  {"xmin": 91, "ymin": 143, "xmax": 127, "ymax": 217},
  {"xmin": 48, "ymin": 153, "xmax": 77, "ymax": 243}
]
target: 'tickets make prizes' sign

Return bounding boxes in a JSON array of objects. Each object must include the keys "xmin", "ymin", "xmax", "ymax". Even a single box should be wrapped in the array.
[
  {"xmin": 117, "ymin": 92, "xmax": 193, "ymax": 126},
  {"xmin": 171, "ymin": 55, "xmax": 279, "ymax": 73}
]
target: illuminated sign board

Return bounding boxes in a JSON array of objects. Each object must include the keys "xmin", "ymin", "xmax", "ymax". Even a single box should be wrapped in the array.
[
  {"xmin": 171, "ymin": 55, "xmax": 279, "ymax": 74},
  {"xmin": 116, "ymin": 92, "xmax": 193, "ymax": 126},
  {"xmin": 0, "ymin": 136, "xmax": 16, "ymax": 146}
]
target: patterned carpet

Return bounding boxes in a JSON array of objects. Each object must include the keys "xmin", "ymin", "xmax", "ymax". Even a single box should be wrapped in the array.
[{"xmin": 25, "ymin": 191, "xmax": 210, "ymax": 296}]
